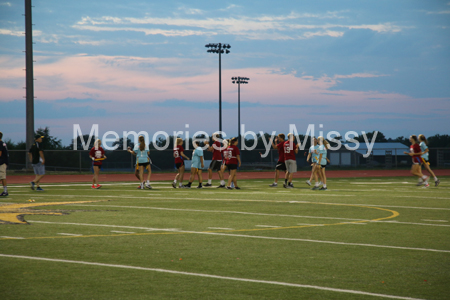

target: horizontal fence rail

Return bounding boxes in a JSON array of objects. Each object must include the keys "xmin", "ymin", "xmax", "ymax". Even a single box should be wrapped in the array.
[{"xmin": 6, "ymin": 148, "xmax": 450, "ymax": 172}]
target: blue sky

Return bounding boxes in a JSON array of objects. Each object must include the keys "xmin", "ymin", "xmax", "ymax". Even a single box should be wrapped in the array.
[{"xmin": 1, "ymin": 0, "xmax": 449, "ymax": 145}]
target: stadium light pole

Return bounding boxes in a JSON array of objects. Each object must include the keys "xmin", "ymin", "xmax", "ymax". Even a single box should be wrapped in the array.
[
  {"xmin": 231, "ymin": 77, "xmax": 249, "ymax": 142},
  {"xmin": 205, "ymin": 43, "xmax": 231, "ymax": 134},
  {"xmin": 25, "ymin": 0, "xmax": 35, "ymax": 169}
]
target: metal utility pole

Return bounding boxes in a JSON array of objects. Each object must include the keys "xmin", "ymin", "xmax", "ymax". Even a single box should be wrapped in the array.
[
  {"xmin": 25, "ymin": 0, "xmax": 35, "ymax": 162},
  {"xmin": 231, "ymin": 77, "xmax": 250, "ymax": 141},
  {"xmin": 205, "ymin": 43, "xmax": 231, "ymax": 134}
]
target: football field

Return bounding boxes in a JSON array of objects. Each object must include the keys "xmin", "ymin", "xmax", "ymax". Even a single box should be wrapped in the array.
[{"xmin": 1, "ymin": 176, "xmax": 449, "ymax": 300}]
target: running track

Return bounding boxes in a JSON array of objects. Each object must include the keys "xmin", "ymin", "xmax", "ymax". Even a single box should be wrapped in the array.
[{"xmin": 6, "ymin": 169, "xmax": 450, "ymax": 184}]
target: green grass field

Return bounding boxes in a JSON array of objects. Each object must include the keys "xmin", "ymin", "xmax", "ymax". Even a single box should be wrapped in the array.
[{"xmin": 1, "ymin": 176, "xmax": 449, "ymax": 300}]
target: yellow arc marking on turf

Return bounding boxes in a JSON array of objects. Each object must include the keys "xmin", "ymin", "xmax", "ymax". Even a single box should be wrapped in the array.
[
  {"xmin": 0, "ymin": 201, "xmax": 107, "ymax": 224},
  {"xmin": 0, "ymin": 201, "xmax": 400, "ymax": 240}
]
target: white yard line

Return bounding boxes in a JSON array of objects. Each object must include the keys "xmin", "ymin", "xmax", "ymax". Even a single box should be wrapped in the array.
[
  {"xmin": 0, "ymin": 254, "xmax": 427, "ymax": 300},
  {"xmin": 0, "ymin": 236, "xmax": 25, "ymax": 239},
  {"xmin": 421, "ymin": 219, "xmax": 448, "ymax": 222},
  {"xmin": 25, "ymin": 220, "xmax": 450, "ymax": 253},
  {"xmin": 110, "ymin": 231, "xmax": 135, "ymax": 234},
  {"xmin": 255, "ymin": 225, "xmax": 282, "ymax": 228},
  {"xmin": 57, "ymin": 233, "xmax": 83, "ymax": 236},
  {"xmin": 207, "ymin": 227, "xmax": 234, "ymax": 230}
]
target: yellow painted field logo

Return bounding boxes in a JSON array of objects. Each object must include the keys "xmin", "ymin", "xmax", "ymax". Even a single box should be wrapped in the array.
[{"xmin": 0, "ymin": 201, "xmax": 106, "ymax": 224}]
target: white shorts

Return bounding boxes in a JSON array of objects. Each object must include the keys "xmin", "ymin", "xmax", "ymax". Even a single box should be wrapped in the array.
[
  {"xmin": 0, "ymin": 164, "xmax": 6, "ymax": 180},
  {"xmin": 285, "ymin": 159, "xmax": 297, "ymax": 173}
]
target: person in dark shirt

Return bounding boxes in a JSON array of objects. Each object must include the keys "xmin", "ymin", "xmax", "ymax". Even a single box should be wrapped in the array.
[
  {"xmin": 28, "ymin": 134, "xmax": 45, "ymax": 191},
  {"xmin": 0, "ymin": 131, "xmax": 9, "ymax": 196}
]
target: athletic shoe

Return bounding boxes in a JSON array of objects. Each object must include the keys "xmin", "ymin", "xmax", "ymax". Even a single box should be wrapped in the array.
[
  {"xmin": 217, "ymin": 185, "xmax": 226, "ymax": 188},
  {"xmin": 204, "ymin": 183, "xmax": 212, "ymax": 187},
  {"xmin": 137, "ymin": 186, "xmax": 142, "ymax": 189},
  {"xmin": 30, "ymin": 181, "xmax": 35, "ymax": 190},
  {"xmin": 283, "ymin": 183, "xmax": 287, "ymax": 188},
  {"xmin": 183, "ymin": 185, "xmax": 191, "ymax": 189},
  {"xmin": 422, "ymin": 183, "xmax": 430, "ymax": 188},
  {"xmin": 435, "ymin": 179, "xmax": 440, "ymax": 187},
  {"xmin": 95, "ymin": 185, "xmax": 102, "ymax": 189},
  {"xmin": 0, "ymin": 192, "xmax": 8, "ymax": 197},
  {"xmin": 234, "ymin": 186, "xmax": 241, "ymax": 190},
  {"xmin": 289, "ymin": 183, "xmax": 294, "ymax": 188},
  {"xmin": 269, "ymin": 183, "xmax": 278, "ymax": 187},
  {"xmin": 172, "ymin": 182, "xmax": 177, "ymax": 189},
  {"xmin": 36, "ymin": 187, "xmax": 44, "ymax": 191},
  {"xmin": 305, "ymin": 180, "xmax": 311, "ymax": 186},
  {"xmin": 226, "ymin": 186, "xmax": 233, "ymax": 190},
  {"xmin": 197, "ymin": 185, "xmax": 203, "ymax": 189},
  {"xmin": 416, "ymin": 182, "xmax": 424, "ymax": 186},
  {"xmin": 92, "ymin": 185, "xmax": 97, "ymax": 189},
  {"xmin": 319, "ymin": 187, "xmax": 327, "ymax": 191},
  {"xmin": 145, "ymin": 184, "xmax": 153, "ymax": 189},
  {"xmin": 312, "ymin": 186, "xmax": 320, "ymax": 190},
  {"xmin": 286, "ymin": 185, "xmax": 293, "ymax": 189}
]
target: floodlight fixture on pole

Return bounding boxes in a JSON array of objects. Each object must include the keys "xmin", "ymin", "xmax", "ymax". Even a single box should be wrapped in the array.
[
  {"xmin": 231, "ymin": 77, "xmax": 250, "ymax": 142},
  {"xmin": 205, "ymin": 43, "xmax": 231, "ymax": 134}
]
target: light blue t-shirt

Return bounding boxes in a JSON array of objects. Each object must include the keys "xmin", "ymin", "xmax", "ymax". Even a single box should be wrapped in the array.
[
  {"xmin": 191, "ymin": 147, "xmax": 204, "ymax": 169},
  {"xmin": 133, "ymin": 144, "xmax": 150, "ymax": 164},
  {"xmin": 420, "ymin": 141, "xmax": 429, "ymax": 161},
  {"xmin": 309, "ymin": 145, "xmax": 319, "ymax": 163},
  {"xmin": 318, "ymin": 145, "xmax": 327, "ymax": 165}
]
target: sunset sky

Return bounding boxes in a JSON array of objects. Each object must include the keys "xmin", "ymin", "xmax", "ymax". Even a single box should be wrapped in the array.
[{"xmin": 1, "ymin": 0, "xmax": 449, "ymax": 145}]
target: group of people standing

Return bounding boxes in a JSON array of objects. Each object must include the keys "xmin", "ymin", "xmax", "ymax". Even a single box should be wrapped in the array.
[{"xmin": 0, "ymin": 131, "xmax": 442, "ymax": 197}]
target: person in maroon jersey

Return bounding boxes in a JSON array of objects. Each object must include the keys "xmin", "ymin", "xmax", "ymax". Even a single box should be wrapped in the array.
[
  {"xmin": 225, "ymin": 137, "xmax": 241, "ymax": 190},
  {"xmin": 205, "ymin": 134, "xmax": 226, "ymax": 188},
  {"xmin": 283, "ymin": 133, "xmax": 299, "ymax": 188},
  {"xmin": 404, "ymin": 135, "xmax": 429, "ymax": 187},
  {"xmin": 269, "ymin": 133, "xmax": 287, "ymax": 187},
  {"xmin": 172, "ymin": 138, "xmax": 190, "ymax": 188},
  {"xmin": 89, "ymin": 139, "xmax": 106, "ymax": 189}
]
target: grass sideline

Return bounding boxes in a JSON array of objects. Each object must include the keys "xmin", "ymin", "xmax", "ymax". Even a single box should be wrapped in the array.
[{"xmin": 1, "ymin": 176, "xmax": 449, "ymax": 299}]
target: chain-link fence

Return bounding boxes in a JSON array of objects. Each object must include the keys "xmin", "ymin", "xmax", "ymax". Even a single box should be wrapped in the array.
[{"xmin": 7, "ymin": 147, "xmax": 450, "ymax": 172}]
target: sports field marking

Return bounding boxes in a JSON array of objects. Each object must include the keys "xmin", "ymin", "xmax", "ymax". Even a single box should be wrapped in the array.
[
  {"xmin": 0, "ymin": 254, "xmax": 428, "ymax": 300},
  {"xmin": 0, "ymin": 236, "xmax": 24, "ymax": 239},
  {"xmin": 70, "ymin": 204, "xmax": 370, "ymax": 221},
  {"xmin": 57, "ymin": 233, "xmax": 83, "ymax": 236},
  {"xmin": 255, "ymin": 225, "xmax": 282, "ymax": 228},
  {"xmin": 110, "ymin": 231, "xmax": 135, "ymax": 234},
  {"xmin": 421, "ymin": 219, "xmax": 448, "ymax": 222},
  {"xmin": 22, "ymin": 220, "xmax": 450, "ymax": 253},
  {"xmin": 207, "ymin": 227, "xmax": 234, "ymax": 230}
]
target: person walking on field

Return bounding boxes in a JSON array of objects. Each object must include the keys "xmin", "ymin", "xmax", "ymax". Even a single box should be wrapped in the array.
[
  {"xmin": 404, "ymin": 135, "xmax": 429, "ymax": 188},
  {"xmin": 283, "ymin": 133, "xmax": 299, "ymax": 188},
  {"xmin": 269, "ymin": 133, "xmax": 287, "ymax": 187},
  {"xmin": 418, "ymin": 134, "xmax": 440, "ymax": 187},
  {"xmin": 225, "ymin": 137, "xmax": 241, "ymax": 190},
  {"xmin": 173, "ymin": 138, "xmax": 190, "ymax": 188},
  {"xmin": 204, "ymin": 134, "xmax": 226, "ymax": 188},
  {"xmin": 184, "ymin": 141, "xmax": 205, "ymax": 189},
  {"xmin": 28, "ymin": 134, "xmax": 46, "ymax": 191},
  {"xmin": 128, "ymin": 135, "xmax": 152, "ymax": 189},
  {"xmin": 0, "ymin": 132, "xmax": 9, "ymax": 197},
  {"xmin": 89, "ymin": 139, "xmax": 106, "ymax": 189}
]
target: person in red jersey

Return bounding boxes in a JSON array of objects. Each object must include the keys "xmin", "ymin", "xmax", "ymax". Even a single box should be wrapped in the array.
[
  {"xmin": 225, "ymin": 137, "xmax": 241, "ymax": 190},
  {"xmin": 172, "ymin": 138, "xmax": 190, "ymax": 188},
  {"xmin": 404, "ymin": 135, "xmax": 429, "ymax": 188},
  {"xmin": 89, "ymin": 139, "xmax": 106, "ymax": 189},
  {"xmin": 269, "ymin": 133, "xmax": 287, "ymax": 187},
  {"xmin": 205, "ymin": 134, "xmax": 226, "ymax": 188},
  {"xmin": 283, "ymin": 133, "xmax": 299, "ymax": 188}
]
